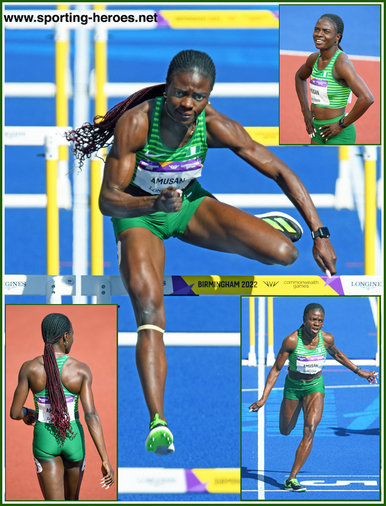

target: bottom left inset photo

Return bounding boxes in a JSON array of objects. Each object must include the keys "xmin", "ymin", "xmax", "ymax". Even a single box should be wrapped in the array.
[{"xmin": 5, "ymin": 304, "xmax": 117, "ymax": 501}]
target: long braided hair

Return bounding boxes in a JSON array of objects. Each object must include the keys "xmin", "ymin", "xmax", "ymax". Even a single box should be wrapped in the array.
[
  {"xmin": 66, "ymin": 49, "xmax": 216, "ymax": 168},
  {"xmin": 41, "ymin": 313, "xmax": 73, "ymax": 442},
  {"xmin": 319, "ymin": 13, "xmax": 344, "ymax": 50}
]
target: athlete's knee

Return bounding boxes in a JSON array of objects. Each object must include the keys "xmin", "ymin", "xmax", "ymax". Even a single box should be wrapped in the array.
[
  {"xmin": 303, "ymin": 424, "xmax": 317, "ymax": 440},
  {"xmin": 126, "ymin": 273, "xmax": 163, "ymax": 313},
  {"xmin": 280, "ymin": 425, "xmax": 293, "ymax": 436},
  {"xmin": 275, "ymin": 241, "xmax": 298, "ymax": 266}
]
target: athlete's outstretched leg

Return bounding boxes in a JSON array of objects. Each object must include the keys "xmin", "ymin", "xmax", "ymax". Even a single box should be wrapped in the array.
[{"xmin": 182, "ymin": 198, "xmax": 298, "ymax": 266}]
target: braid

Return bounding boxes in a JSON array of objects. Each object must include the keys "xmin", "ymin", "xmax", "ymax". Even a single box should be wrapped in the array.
[
  {"xmin": 320, "ymin": 13, "xmax": 344, "ymax": 50},
  {"xmin": 65, "ymin": 83, "xmax": 165, "ymax": 169},
  {"xmin": 41, "ymin": 313, "xmax": 73, "ymax": 443},
  {"xmin": 166, "ymin": 49, "xmax": 216, "ymax": 89}
]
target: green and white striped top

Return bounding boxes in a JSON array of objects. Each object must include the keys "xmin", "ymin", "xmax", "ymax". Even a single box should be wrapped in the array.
[
  {"xmin": 33, "ymin": 355, "xmax": 79, "ymax": 423},
  {"xmin": 131, "ymin": 96, "xmax": 208, "ymax": 195},
  {"xmin": 310, "ymin": 50, "xmax": 351, "ymax": 108},
  {"xmin": 288, "ymin": 328, "xmax": 327, "ymax": 375}
]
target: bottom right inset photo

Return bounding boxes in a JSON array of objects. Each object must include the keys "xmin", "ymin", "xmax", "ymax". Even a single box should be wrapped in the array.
[{"xmin": 241, "ymin": 296, "xmax": 380, "ymax": 501}]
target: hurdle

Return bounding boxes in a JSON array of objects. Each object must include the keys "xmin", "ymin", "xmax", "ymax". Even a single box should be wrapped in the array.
[
  {"xmin": 4, "ymin": 127, "xmax": 70, "ymax": 303},
  {"xmin": 4, "ymin": 273, "xmax": 383, "ymax": 303},
  {"xmin": 242, "ymin": 294, "xmax": 381, "ymax": 368}
]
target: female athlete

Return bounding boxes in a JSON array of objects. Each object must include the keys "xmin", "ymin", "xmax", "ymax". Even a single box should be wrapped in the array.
[
  {"xmin": 295, "ymin": 13, "xmax": 374, "ymax": 144},
  {"xmin": 10, "ymin": 313, "xmax": 114, "ymax": 500},
  {"xmin": 249, "ymin": 303, "xmax": 378, "ymax": 492},
  {"xmin": 67, "ymin": 49, "xmax": 337, "ymax": 455}
]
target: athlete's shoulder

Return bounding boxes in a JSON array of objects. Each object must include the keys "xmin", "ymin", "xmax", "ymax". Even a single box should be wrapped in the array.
[
  {"xmin": 204, "ymin": 103, "xmax": 230, "ymax": 124},
  {"xmin": 205, "ymin": 104, "xmax": 246, "ymax": 148},
  {"xmin": 17, "ymin": 357, "xmax": 43, "ymax": 382},
  {"xmin": 111, "ymin": 99, "xmax": 153, "ymax": 153},
  {"xmin": 20, "ymin": 356, "xmax": 43, "ymax": 370},
  {"xmin": 321, "ymin": 330, "xmax": 334, "ymax": 347},
  {"xmin": 282, "ymin": 330, "xmax": 299, "ymax": 352},
  {"xmin": 307, "ymin": 52, "xmax": 320, "ymax": 65},
  {"xmin": 334, "ymin": 50, "xmax": 353, "ymax": 68},
  {"xmin": 64, "ymin": 356, "xmax": 92, "ymax": 377},
  {"xmin": 117, "ymin": 99, "xmax": 152, "ymax": 130}
]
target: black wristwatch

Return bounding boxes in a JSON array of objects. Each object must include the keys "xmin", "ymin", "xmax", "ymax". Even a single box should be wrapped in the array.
[
  {"xmin": 338, "ymin": 117, "xmax": 347, "ymax": 129},
  {"xmin": 311, "ymin": 227, "xmax": 330, "ymax": 239}
]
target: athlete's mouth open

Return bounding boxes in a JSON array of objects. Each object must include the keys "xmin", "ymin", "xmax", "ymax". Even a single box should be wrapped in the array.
[{"xmin": 176, "ymin": 110, "xmax": 194, "ymax": 121}]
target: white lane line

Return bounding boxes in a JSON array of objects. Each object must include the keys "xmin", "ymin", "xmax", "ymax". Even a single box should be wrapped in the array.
[
  {"xmin": 257, "ymin": 298, "xmax": 265, "ymax": 500},
  {"xmin": 243, "ymin": 384, "xmax": 379, "ymax": 392}
]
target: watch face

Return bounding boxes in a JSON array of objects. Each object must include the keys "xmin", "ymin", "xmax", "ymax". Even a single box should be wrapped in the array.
[
  {"xmin": 313, "ymin": 227, "xmax": 330, "ymax": 238},
  {"xmin": 319, "ymin": 227, "xmax": 330, "ymax": 237}
]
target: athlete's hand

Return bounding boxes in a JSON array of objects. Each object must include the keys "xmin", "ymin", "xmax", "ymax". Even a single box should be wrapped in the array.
[
  {"xmin": 312, "ymin": 237, "xmax": 337, "ymax": 276},
  {"xmin": 358, "ymin": 369, "xmax": 378, "ymax": 384},
  {"xmin": 100, "ymin": 461, "xmax": 114, "ymax": 490},
  {"xmin": 318, "ymin": 122, "xmax": 343, "ymax": 141},
  {"xmin": 154, "ymin": 187, "xmax": 183, "ymax": 213},
  {"xmin": 249, "ymin": 399, "xmax": 265, "ymax": 412},
  {"xmin": 302, "ymin": 110, "xmax": 316, "ymax": 137},
  {"xmin": 22, "ymin": 408, "xmax": 37, "ymax": 426}
]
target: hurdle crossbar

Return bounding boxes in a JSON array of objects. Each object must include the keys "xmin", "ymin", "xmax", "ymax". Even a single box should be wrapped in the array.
[
  {"xmin": 4, "ymin": 81, "xmax": 278, "ymax": 98},
  {"xmin": 4, "ymin": 127, "xmax": 72, "ymax": 285},
  {"xmin": 118, "ymin": 332, "xmax": 239, "ymax": 346},
  {"xmin": 4, "ymin": 275, "xmax": 383, "ymax": 303},
  {"xmin": 242, "ymin": 294, "xmax": 380, "ymax": 368},
  {"xmin": 4, "ymin": 275, "xmax": 75, "ymax": 300}
]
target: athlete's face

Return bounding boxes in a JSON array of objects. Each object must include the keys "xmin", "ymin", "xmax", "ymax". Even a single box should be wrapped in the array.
[
  {"xmin": 164, "ymin": 70, "xmax": 212, "ymax": 126},
  {"xmin": 303, "ymin": 309, "xmax": 324, "ymax": 336},
  {"xmin": 313, "ymin": 18, "xmax": 340, "ymax": 50}
]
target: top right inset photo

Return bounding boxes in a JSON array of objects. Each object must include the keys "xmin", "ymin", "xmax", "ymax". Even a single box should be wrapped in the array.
[{"xmin": 279, "ymin": 4, "xmax": 381, "ymax": 145}]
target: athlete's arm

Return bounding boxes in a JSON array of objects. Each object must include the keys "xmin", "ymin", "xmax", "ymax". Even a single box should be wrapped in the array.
[
  {"xmin": 10, "ymin": 362, "xmax": 37, "ymax": 425},
  {"xmin": 99, "ymin": 103, "xmax": 182, "ymax": 218},
  {"xmin": 324, "ymin": 332, "xmax": 378, "ymax": 383},
  {"xmin": 333, "ymin": 54, "xmax": 374, "ymax": 126},
  {"xmin": 249, "ymin": 333, "xmax": 297, "ymax": 411},
  {"xmin": 295, "ymin": 53, "xmax": 319, "ymax": 135},
  {"xmin": 319, "ymin": 54, "xmax": 374, "ymax": 140},
  {"xmin": 206, "ymin": 108, "xmax": 337, "ymax": 275},
  {"xmin": 79, "ymin": 364, "xmax": 114, "ymax": 488}
]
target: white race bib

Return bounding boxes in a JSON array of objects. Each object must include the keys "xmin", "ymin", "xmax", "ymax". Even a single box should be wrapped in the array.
[
  {"xmin": 36, "ymin": 395, "xmax": 76, "ymax": 423},
  {"xmin": 296, "ymin": 354, "xmax": 325, "ymax": 375},
  {"xmin": 310, "ymin": 77, "xmax": 330, "ymax": 106},
  {"xmin": 133, "ymin": 158, "xmax": 203, "ymax": 194}
]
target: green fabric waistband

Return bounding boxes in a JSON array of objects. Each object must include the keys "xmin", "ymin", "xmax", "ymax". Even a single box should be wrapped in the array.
[{"xmin": 312, "ymin": 113, "xmax": 346, "ymax": 125}]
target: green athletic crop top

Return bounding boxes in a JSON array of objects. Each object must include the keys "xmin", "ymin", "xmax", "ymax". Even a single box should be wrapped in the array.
[
  {"xmin": 130, "ymin": 96, "xmax": 208, "ymax": 195},
  {"xmin": 33, "ymin": 355, "xmax": 79, "ymax": 423},
  {"xmin": 310, "ymin": 50, "xmax": 352, "ymax": 108},
  {"xmin": 288, "ymin": 328, "xmax": 327, "ymax": 375}
]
